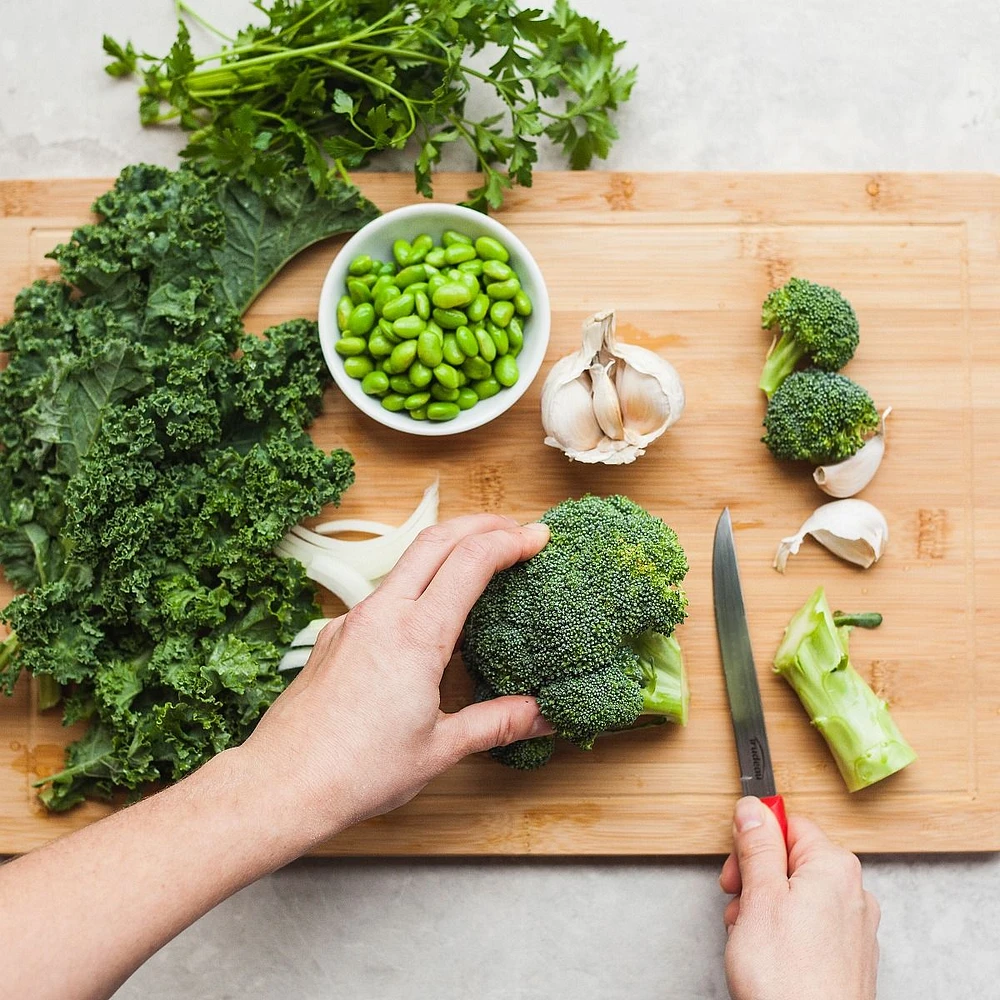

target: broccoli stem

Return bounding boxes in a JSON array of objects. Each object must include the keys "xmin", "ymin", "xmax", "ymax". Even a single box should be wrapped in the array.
[
  {"xmin": 774, "ymin": 588, "xmax": 915, "ymax": 792},
  {"xmin": 758, "ymin": 330, "xmax": 807, "ymax": 398},
  {"xmin": 628, "ymin": 630, "xmax": 689, "ymax": 725}
]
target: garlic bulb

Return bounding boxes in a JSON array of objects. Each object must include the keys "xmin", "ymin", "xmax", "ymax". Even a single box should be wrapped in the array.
[
  {"xmin": 774, "ymin": 499, "xmax": 889, "ymax": 572},
  {"xmin": 814, "ymin": 408, "xmax": 891, "ymax": 498},
  {"xmin": 541, "ymin": 309, "xmax": 684, "ymax": 464}
]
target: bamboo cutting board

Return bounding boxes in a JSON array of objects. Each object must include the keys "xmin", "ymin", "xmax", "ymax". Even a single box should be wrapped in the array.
[{"xmin": 1, "ymin": 172, "xmax": 998, "ymax": 855}]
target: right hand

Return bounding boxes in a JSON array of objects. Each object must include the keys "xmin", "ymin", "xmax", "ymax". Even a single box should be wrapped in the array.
[{"xmin": 720, "ymin": 797, "xmax": 880, "ymax": 1000}]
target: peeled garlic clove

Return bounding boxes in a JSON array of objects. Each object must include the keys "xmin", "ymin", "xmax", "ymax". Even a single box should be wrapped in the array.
[
  {"xmin": 589, "ymin": 361, "xmax": 625, "ymax": 440},
  {"xmin": 814, "ymin": 408, "xmax": 891, "ymax": 498},
  {"xmin": 774, "ymin": 499, "xmax": 889, "ymax": 572}
]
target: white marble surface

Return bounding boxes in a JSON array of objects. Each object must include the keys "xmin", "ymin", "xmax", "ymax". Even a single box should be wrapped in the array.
[{"xmin": 2, "ymin": 1, "xmax": 999, "ymax": 997}]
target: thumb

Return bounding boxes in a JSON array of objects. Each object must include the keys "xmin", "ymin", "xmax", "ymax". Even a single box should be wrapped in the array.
[
  {"xmin": 732, "ymin": 796, "xmax": 789, "ymax": 892},
  {"xmin": 442, "ymin": 696, "xmax": 553, "ymax": 759}
]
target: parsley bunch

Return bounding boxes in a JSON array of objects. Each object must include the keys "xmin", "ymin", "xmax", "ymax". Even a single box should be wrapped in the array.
[{"xmin": 104, "ymin": 0, "xmax": 636, "ymax": 209}]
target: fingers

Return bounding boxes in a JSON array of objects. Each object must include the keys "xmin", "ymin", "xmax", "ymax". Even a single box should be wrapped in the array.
[
  {"xmin": 438, "ymin": 695, "xmax": 553, "ymax": 761},
  {"xmin": 375, "ymin": 515, "xmax": 520, "ymax": 602},
  {"xmin": 417, "ymin": 522, "xmax": 550, "ymax": 645},
  {"xmin": 297, "ymin": 616, "xmax": 346, "ymax": 680},
  {"xmin": 731, "ymin": 797, "xmax": 789, "ymax": 893},
  {"xmin": 723, "ymin": 895, "xmax": 741, "ymax": 931},
  {"xmin": 786, "ymin": 814, "xmax": 843, "ymax": 876},
  {"xmin": 719, "ymin": 851, "xmax": 741, "ymax": 895}
]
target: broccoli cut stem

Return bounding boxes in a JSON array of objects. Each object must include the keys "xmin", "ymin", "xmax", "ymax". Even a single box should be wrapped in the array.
[
  {"xmin": 628, "ymin": 630, "xmax": 689, "ymax": 725},
  {"xmin": 759, "ymin": 330, "xmax": 807, "ymax": 399},
  {"xmin": 774, "ymin": 587, "xmax": 916, "ymax": 792}
]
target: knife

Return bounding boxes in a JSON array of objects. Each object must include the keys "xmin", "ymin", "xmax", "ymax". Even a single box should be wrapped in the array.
[{"xmin": 712, "ymin": 507, "xmax": 788, "ymax": 841}]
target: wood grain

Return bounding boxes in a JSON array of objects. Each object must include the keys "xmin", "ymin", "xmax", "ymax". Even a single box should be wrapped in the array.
[{"xmin": 1, "ymin": 172, "xmax": 998, "ymax": 855}]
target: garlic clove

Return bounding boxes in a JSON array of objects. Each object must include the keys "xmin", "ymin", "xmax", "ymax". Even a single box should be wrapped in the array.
[
  {"xmin": 774, "ymin": 499, "xmax": 889, "ymax": 572},
  {"xmin": 814, "ymin": 407, "xmax": 891, "ymax": 498},
  {"xmin": 541, "ymin": 370, "xmax": 604, "ymax": 454},
  {"xmin": 589, "ymin": 361, "xmax": 625, "ymax": 439}
]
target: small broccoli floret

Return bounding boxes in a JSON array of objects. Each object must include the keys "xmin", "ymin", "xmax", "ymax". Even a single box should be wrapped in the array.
[
  {"xmin": 462, "ymin": 495, "xmax": 689, "ymax": 769},
  {"xmin": 490, "ymin": 737, "xmax": 555, "ymax": 770},
  {"xmin": 774, "ymin": 587, "xmax": 916, "ymax": 792},
  {"xmin": 762, "ymin": 369, "xmax": 879, "ymax": 464},
  {"xmin": 759, "ymin": 277, "xmax": 860, "ymax": 397}
]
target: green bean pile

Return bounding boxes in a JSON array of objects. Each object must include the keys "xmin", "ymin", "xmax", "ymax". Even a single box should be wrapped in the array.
[{"xmin": 334, "ymin": 230, "xmax": 532, "ymax": 422}]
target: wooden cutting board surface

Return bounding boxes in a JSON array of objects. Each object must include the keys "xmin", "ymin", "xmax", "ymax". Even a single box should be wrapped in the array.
[{"xmin": 1, "ymin": 172, "xmax": 998, "ymax": 855}]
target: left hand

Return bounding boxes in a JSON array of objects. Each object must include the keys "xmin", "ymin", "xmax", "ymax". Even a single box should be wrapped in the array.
[{"xmin": 239, "ymin": 514, "xmax": 554, "ymax": 846}]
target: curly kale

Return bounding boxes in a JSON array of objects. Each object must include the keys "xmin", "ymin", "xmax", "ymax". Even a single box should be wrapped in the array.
[
  {"xmin": 463, "ymin": 495, "xmax": 689, "ymax": 768},
  {"xmin": 0, "ymin": 162, "xmax": 376, "ymax": 809}
]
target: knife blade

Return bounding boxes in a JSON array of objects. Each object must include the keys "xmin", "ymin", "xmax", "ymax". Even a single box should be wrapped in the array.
[{"xmin": 713, "ymin": 507, "xmax": 788, "ymax": 839}]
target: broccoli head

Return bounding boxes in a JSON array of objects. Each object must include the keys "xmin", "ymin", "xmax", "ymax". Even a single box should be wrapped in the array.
[
  {"xmin": 462, "ymin": 495, "xmax": 689, "ymax": 768},
  {"xmin": 762, "ymin": 369, "xmax": 879, "ymax": 464},
  {"xmin": 759, "ymin": 277, "xmax": 859, "ymax": 397}
]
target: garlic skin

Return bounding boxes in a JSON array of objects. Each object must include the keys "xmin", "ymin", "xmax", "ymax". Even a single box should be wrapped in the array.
[
  {"xmin": 814, "ymin": 408, "xmax": 891, "ymax": 498},
  {"xmin": 774, "ymin": 499, "xmax": 889, "ymax": 572},
  {"xmin": 541, "ymin": 309, "xmax": 684, "ymax": 464}
]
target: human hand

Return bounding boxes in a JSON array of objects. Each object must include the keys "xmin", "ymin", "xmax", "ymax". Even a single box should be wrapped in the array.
[
  {"xmin": 719, "ymin": 797, "xmax": 880, "ymax": 1000},
  {"xmin": 238, "ymin": 514, "xmax": 553, "ymax": 848}
]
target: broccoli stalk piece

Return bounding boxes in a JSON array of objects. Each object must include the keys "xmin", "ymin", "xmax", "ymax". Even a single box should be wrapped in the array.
[
  {"xmin": 463, "ymin": 495, "xmax": 689, "ymax": 769},
  {"xmin": 762, "ymin": 368, "xmax": 880, "ymax": 464},
  {"xmin": 774, "ymin": 587, "xmax": 916, "ymax": 792},
  {"xmin": 759, "ymin": 277, "xmax": 860, "ymax": 398}
]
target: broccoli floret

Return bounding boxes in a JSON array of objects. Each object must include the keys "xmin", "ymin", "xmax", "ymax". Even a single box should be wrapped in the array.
[
  {"xmin": 759, "ymin": 277, "xmax": 859, "ymax": 397},
  {"xmin": 490, "ymin": 738, "xmax": 555, "ymax": 770},
  {"xmin": 462, "ymin": 495, "xmax": 688, "ymax": 768},
  {"xmin": 774, "ymin": 587, "xmax": 916, "ymax": 792},
  {"xmin": 762, "ymin": 369, "xmax": 879, "ymax": 464}
]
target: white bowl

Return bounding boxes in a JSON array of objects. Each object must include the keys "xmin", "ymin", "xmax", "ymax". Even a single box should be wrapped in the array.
[{"xmin": 318, "ymin": 203, "xmax": 550, "ymax": 436}]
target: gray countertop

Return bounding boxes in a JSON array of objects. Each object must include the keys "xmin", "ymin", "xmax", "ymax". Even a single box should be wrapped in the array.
[{"xmin": 3, "ymin": 2, "xmax": 999, "ymax": 996}]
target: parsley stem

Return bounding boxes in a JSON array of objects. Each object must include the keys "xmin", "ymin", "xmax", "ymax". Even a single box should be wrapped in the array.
[{"xmin": 175, "ymin": 1, "xmax": 233, "ymax": 42}]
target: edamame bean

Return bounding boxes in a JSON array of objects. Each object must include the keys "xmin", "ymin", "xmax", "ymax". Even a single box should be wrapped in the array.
[
  {"xmin": 457, "ymin": 271, "xmax": 480, "ymax": 296},
  {"xmin": 335, "ymin": 336, "xmax": 368, "ymax": 357},
  {"xmin": 456, "ymin": 325, "xmax": 479, "ymax": 358},
  {"xmin": 417, "ymin": 331, "xmax": 444, "ymax": 368},
  {"xmin": 433, "ymin": 363, "xmax": 460, "ymax": 390},
  {"xmin": 381, "ymin": 293, "xmax": 415, "ymax": 322},
  {"xmin": 442, "ymin": 229, "xmax": 472, "ymax": 247},
  {"xmin": 513, "ymin": 289, "xmax": 533, "ymax": 317},
  {"xmin": 474, "ymin": 325, "xmax": 497, "ymax": 362},
  {"xmin": 387, "ymin": 339, "xmax": 418, "ymax": 373},
  {"xmin": 431, "ymin": 282, "xmax": 474, "ymax": 310},
  {"xmin": 424, "ymin": 247, "xmax": 446, "ymax": 268},
  {"xmin": 486, "ymin": 278, "xmax": 519, "ymax": 300},
  {"xmin": 343, "ymin": 355, "xmax": 374, "ymax": 379},
  {"xmin": 427, "ymin": 273, "xmax": 448, "ymax": 296},
  {"xmin": 457, "ymin": 259, "xmax": 483, "ymax": 276},
  {"xmin": 456, "ymin": 388, "xmax": 478, "ymax": 410},
  {"xmin": 348, "ymin": 253, "xmax": 373, "ymax": 276},
  {"xmin": 394, "ymin": 264, "xmax": 426, "ymax": 288},
  {"xmin": 426, "ymin": 320, "xmax": 444, "ymax": 340},
  {"xmin": 466, "ymin": 293, "xmax": 489, "ymax": 323},
  {"xmin": 409, "ymin": 234, "xmax": 433, "ymax": 262},
  {"xmin": 336, "ymin": 294, "xmax": 353, "ymax": 331},
  {"xmin": 382, "ymin": 393, "xmax": 407, "ymax": 412},
  {"xmin": 392, "ymin": 315, "xmax": 426, "ymax": 339},
  {"xmin": 415, "ymin": 290, "xmax": 431, "ymax": 321},
  {"xmin": 376, "ymin": 261, "xmax": 396, "ymax": 277},
  {"xmin": 408, "ymin": 407, "xmax": 428, "ymax": 421},
  {"xmin": 430, "ymin": 385, "xmax": 460, "ymax": 403},
  {"xmin": 482, "ymin": 259, "xmax": 513, "ymax": 281},
  {"xmin": 472, "ymin": 376, "xmax": 502, "ymax": 399},
  {"xmin": 507, "ymin": 318, "xmax": 524, "ymax": 356},
  {"xmin": 408, "ymin": 281, "xmax": 428, "ymax": 294},
  {"xmin": 404, "ymin": 391, "xmax": 431, "ymax": 411},
  {"xmin": 390, "ymin": 375, "xmax": 417, "ymax": 395},
  {"xmin": 347, "ymin": 302, "xmax": 375, "ymax": 336},
  {"xmin": 462, "ymin": 355, "xmax": 492, "ymax": 380},
  {"xmin": 428, "ymin": 401, "xmax": 460, "ymax": 421},
  {"xmin": 488, "ymin": 323, "xmax": 509, "ymax": 356},
  {"xmin": 377, "ymin": 318, "xmax": 398, "ymax": 339},
  {"xmin": 454, "ymin": 370, "xmax": 468, "ymax": 387},
  {"xmin": 442, "ymin": 334, "xmax": 465, "ymax": 366},
  {"xmin": 408, "ymin": 361, "xmax": 433, "ymax": 389},
  {"xmin": 357, "ymin": 272, "xmax": 378, "ymax": 288},
  {"xmin": 494, "ymin": 354, "xmax": 519, "ymax": 387},
  {"xmin": 444, "ymin": 242, "xmax": 476, "ymax": 265},
  {"xmin": 373, "ymin": 284, "xmax": 401, "ymax": 315},
  {"xmin": 474, "ymin": 236, "xmax": 509, "ymax": 262},
  {"xmin": 392, "ymin": 239, "xmax": 413, "ymax": 266},
  {"xmin": 432, "ymin": 307, "xmax": 466, "ymax": 330},
  {"xmin": 361, "ymin": 370, "xmax": 390, "ymax": 396},
  {"xmin": 368, "ymin": 333, "xmax": 394, "ymax": 358},
  {"xmin": 347, "ymin": 278, "xmax": 372, "ymax": 306},
  {"xmin": 489, "ymin": 300, "xmax": 515, "ymax": 328}
]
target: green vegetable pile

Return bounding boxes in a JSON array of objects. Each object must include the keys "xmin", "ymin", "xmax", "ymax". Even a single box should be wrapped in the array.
[
  {"xmin": 462, "ymin": 495, "xmax": 689, "ymax": 769},
  {"xmin": 104, "ymin": 0, "xmax": 636, "ymax": 210},
  {"xmin": 773, "ymin": 587, "xmax": 916, "ymax": 791},
  {"xmin": 335, "ymin": 229, "xmax": 531, "ymax": 421},
  {"xmin": 0, "ymin": 163, "xmax": 377, "ymax": 810},
  {"xmin": 757, "ymin": 278, "xmax": 881, "ymax": 466}
]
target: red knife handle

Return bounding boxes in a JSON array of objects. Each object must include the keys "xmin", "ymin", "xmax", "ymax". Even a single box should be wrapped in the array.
[{"xmin": 761, "ymin": 794, "xmax": 788, "ymax": 843}]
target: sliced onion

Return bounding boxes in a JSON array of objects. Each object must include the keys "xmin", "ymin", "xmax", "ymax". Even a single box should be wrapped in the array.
[{"xmin": 312, "ymin": 519, "xmax": 394, "ymax": 537}]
